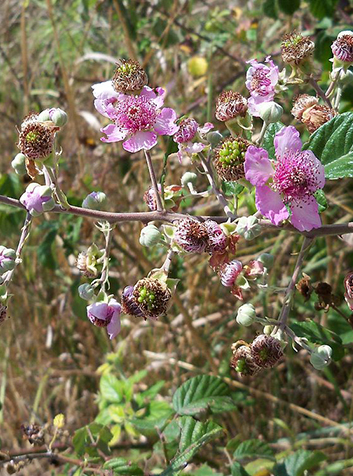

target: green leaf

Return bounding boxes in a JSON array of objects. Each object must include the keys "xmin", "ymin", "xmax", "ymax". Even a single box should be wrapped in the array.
[
  {"xmin": 129, "ymin": 401, "xmax": 174, "ymax": 434},
  {"xmin": 100, "ymin": 374, "xmax": 124, "ymax": 403},
  {"xmin": 221, "ymin": 181, "xmax": 244, "ymax": 197},
  {"xmin": 275, "ymin": 449, "xmax": 326, "ymax": 476},
  {"xmin": 103, "ymin": 458, "xmax": 144, "ymax": 475},
  {"xmin": 262, "ymin": 122, "xmax": 284, "ymax": 160},
  {"xmin": 0, "ymin": 173, "xmax": 22, "ymax": 198},
  {"xmin": 72, "ymin": 427, "xmax": 87, "ymax": 457},
  {"xmin": 304, "ymin": 112, "xmax": 353, "ymax": 180},
  {"xmin": 278, "ymin": 0, "xmax": 300, "ymax": 15},
  {"xmin": 230, "ymin": 462, "xmax": 250, "ymax": 476},
  {"xmin": 233, "ymin": 439, "xmax": 275, "ymax": 461},
  {"xmin": 160, "ymin": 417, "xmax": 223, "ymax": 476},
  {"xmin": 290, "ymin": 321, "xmax": 344, "ymax": 361},
  {"xmin": 308, "ymin": 0, "xmax": 338, "ymax": 19},
  {"xmin": 173, "ymin": 375, "xmax": 236, "ymax": 416}
]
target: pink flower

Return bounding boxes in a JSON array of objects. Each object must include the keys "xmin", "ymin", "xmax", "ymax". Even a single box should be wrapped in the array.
[
  {"xmin": 244, "ymin": 126, "xmax": 325, "ymax": 232},
  {"xmin": 219, "ymin": 260, "xmax": 243, "ymax": 287},
  {"xmin": 174, "ymin": 118, "xmax": 213, "ymax": 162},
  {"xmin": 92, "ymin": 82, "xmax": 179, "ymax": 153},
  {"xmin": 86, "ymin": 299, "xmax": 121, "ymax": 339},
  {"xmin": 245, "ymin": 56, "xmax": 279, "ymax": 117}
]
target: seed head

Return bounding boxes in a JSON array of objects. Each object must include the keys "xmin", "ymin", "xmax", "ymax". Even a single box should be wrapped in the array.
[
  {"xmin": 281, "ymin": 31, "xmax": 315, "ymax": 65},
  {"xmin": 174, "ymin": 219, "xmax": 209, "ymax": 254},
  {"xmin": 112, "ymin": 59, "xmax": 148, "ymax": 93},
  {"xmin": 214, "ymin": 137, "xmax": 250, "ymax": 181},
  {"xmin": 17, "ymin": 114, "xmax": 59, "ymax": 161},
  {"xmin": 132, "ymin": 278, "xmax": 171, "ymax": 319},
  {"xmin": 230, "ymin": 344, "xmax": 260, "ymax": 377}
]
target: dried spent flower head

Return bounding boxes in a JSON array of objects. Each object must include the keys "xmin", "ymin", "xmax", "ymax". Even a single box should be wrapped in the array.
[
  {"xmin": 219, "ymin": 260, "xmax": 243, "ymax": 287},
  {"xmin": 215, "ymin": 91, "xmax": 248, "ymax": 122},
  {"xmin": 204, "ymin": 220, "xmax": 228, "ymax": 254},
  {"xmin": 291, "ymin": 94, "xmax": 318, "ymax": 120},
  {"xmin": 121, "ymin": 285, "xmax": 144, "ymax": 317},
  {"xmin": 301, "ymin": 104, "xmax": 335, "ymax": 133},
  {"xmin": 296, "ymin": 273, "xmax": 313, "ymax": 301},
  {"xmin": 21, "ymin": 423, "xmax": 45, "ymax": 446},
  {"xmin": 132, "ymin": 278, "xmax": 171, "ymax": 319},
  {"xmin": 174, "ymin": 118, "xmax": 198, "ymax": 144},
  {"xmin": 112, "ymin": 59, "xmax": 148, "ymax": 93},
  {"xmin": 214, "ymin": 137, "xmax": 250, "ymax": 181},
  {"xmin": 250, "ymin": 334, "xmax": 283, "ymax": 368},
  {"xmin": 331, "ymin": 31, "xmax": 353, "ymax": 64},
  {"xmin": 281, "ymin": 31, "xmax": 315, "ymax": 65},
  {"xmin": 230, "ymin": 345, "xmax": 260, "ymax": 376},
  {"xmin": 17, "ymin": 114, "xmax": 59, "ymax": 160},
  {"xmin": 174, "ymin": 219, "xmax": 209, "ymax": 254}
]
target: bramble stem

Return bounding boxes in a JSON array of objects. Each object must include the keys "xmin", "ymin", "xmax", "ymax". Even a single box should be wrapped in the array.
[
  {"xmin": 2, "ymin": 212, "xmax": 32, "ymax": 287},
  {"xmin": 97, "ymin": 222, "xmax": 115, "ymax": 292},
  {"xmin": 144, "ymin": 150, "xmax": 164, "ymax": 212},
  {"xmin": 1, "ymin": 194, "xmax": 353, "ymax": 238},
  {"xmin": 256, "ymin": 120, "xmax": 268, "ymax": 146},
  {"xmin": 199, "ymin": 153, "xmax": 236, "ymax": 219},
  {"xmin": 278, "ymin": 236, "xmax": 314, "ymax": 330},
  {"xmin": 161, "ymin": 249, "xmax": 174, "ymax": 274},
  {"xmin": 43, "ymin": 165, "xmax": 70, "ymax": 210}
]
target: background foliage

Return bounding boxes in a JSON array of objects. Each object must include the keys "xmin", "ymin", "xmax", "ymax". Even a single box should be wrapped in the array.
[{"xmin": 1, "ymin": 0, "xmax": 353, "ymax": 475}]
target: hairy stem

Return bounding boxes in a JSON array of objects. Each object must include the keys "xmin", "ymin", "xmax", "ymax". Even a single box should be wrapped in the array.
[{"xmin": 308, "ymin": 77, "xmax": 333, "ymax": 109}]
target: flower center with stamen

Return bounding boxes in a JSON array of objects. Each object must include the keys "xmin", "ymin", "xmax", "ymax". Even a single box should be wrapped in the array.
[
  {"xmin": 114, "ymin": 95, "xmax": 158, "ymax": 134},
  {"xmin": 250, "ymin": 70, "xmax": 272, "ymax": 95},
  {"xmin": 272, "ymin": 151, "xmax": 320, "ymax": 203},
  {"xmin": 26, "ymin": 131, "xmax": 39, "ymax": 143}
]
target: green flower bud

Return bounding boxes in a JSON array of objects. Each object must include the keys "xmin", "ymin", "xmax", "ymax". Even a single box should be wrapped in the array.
[
  {"xmin": 257, "ymin": 101, "xmax": 283, "ymax": 123},
  {"xmin": 236, "ymin": 303, "xmax": 256, "ymax": 326},
  {"xmin": 50, "ymin": 108, "xmax": 68, "ymax": 127},
  {"xmin": 236, "ymin": 216, "xmax": 261, "ymax": 240},
  {"xmin": 37, "ymin": 109, "xmax": 51, "ymax": 122},
  {"xmin": 0, "ymin": 246, "xmax": 16, "ymax": 273},
  {"xmin": 82, "ymin": 191, "xmax": 107, "ymax": 210},
  {"xmin": 257, "ymin": 253, "xmax": 274, "ymax": 269},
  {"xmin": 11, "ymin": 153, "xmax": 27, "ymax": 175},
  {"xmin": 181, "ymin": 172, "xmax": 198, "ymax": 187},
  {"xmin": 206, "ymin": 131, "xmax": 223, "ymax": 148},
  {"xmin": 78, "ymin": 283, "xmax": 95, "ymax": 301},
  {"xmin": 139, "ymin": 225, "xmax": 161, "ymax": 247},
  {"xmin": 310, "ymin": 345, "xmax": 332, "ymax": 370}
]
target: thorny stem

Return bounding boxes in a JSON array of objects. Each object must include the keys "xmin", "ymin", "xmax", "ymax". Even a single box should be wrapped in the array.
[
  {"xmin": 144, "ymin": 150, "xmax": 164, "ymax": 212},
  {"xmin": 199, "ymin": 153, "xmax": 236, "ymax": 219},
  {"xmin": 2, "ymin": 194, "xmax": 353, "ymax": 238},
  {"xmin": 277, "ymin": 236, "xmax": 314, "ymax": 331},
  {"xmin": 308, "ymin": 77, "xmax": 333, "ymax": 109},
  {"xmin": 1, "ymin": 212, "xmax": 32, "ymax": 287},
  {"xmin": 97, "ymin": 222, "xmax": 115, "ymax": 293}
]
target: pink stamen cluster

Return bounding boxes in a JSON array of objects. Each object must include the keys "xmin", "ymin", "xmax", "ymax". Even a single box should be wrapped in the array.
[{"xmin": 245, "ymin": 56, "xmax": 279, "ymax": 117}]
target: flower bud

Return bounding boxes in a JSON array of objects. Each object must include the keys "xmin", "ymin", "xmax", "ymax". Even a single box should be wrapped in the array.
[
  {"xmin": 181, "ymin": 172, "xmax": 198, "ymax": 187},
  {"xmin": 78, "ymin": 283, "xmax": 95, "ymax": 301},
  {"xmin": 257, "ymin": 101, "xmax": 283, "ymax": 123},
  {"xmin": 338, "ymin": 69, "xmax": 353, "ymax": 85},
  {"xmin": 236, "ymin": 303, "xmax": 256, "ymax": 326},
  {"xmin": 139, "ymin": 224, "xmax": 161, "ymax": 247},
  {"xmin": 53, "ymin": 413, "xmax": 65, "ymax": 429},
  {"xmin": 257, "ymin": 253, "xmax": 274, "ymax": 269},
  {"xmin": 11, "ymin": 153, "xmax": 27, "ymax": 175},
  {"xmin": 310, "ymin": 345, "xmax": 332, "ymax": 370},
  {"xmin": 49, "ymin": 108, "xmax": 68, "ymax": 127},
  {"xmin": 0, "ymin": 246, "xmax": 16, "ymax": 274},
  {"xmin": 236, "ymin": 216, "xmax": 261, "ymax": 240},
  {"xmin": 19, "ymin": 183, "xmax": 55, "ymax": 216},
  {"xmin": 207, "ymin": 131, "xmax": 223, "ymax": 148},
  {"xmin": 82, "ymin": 191, "xmax": 107, "ymax": 210}
]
